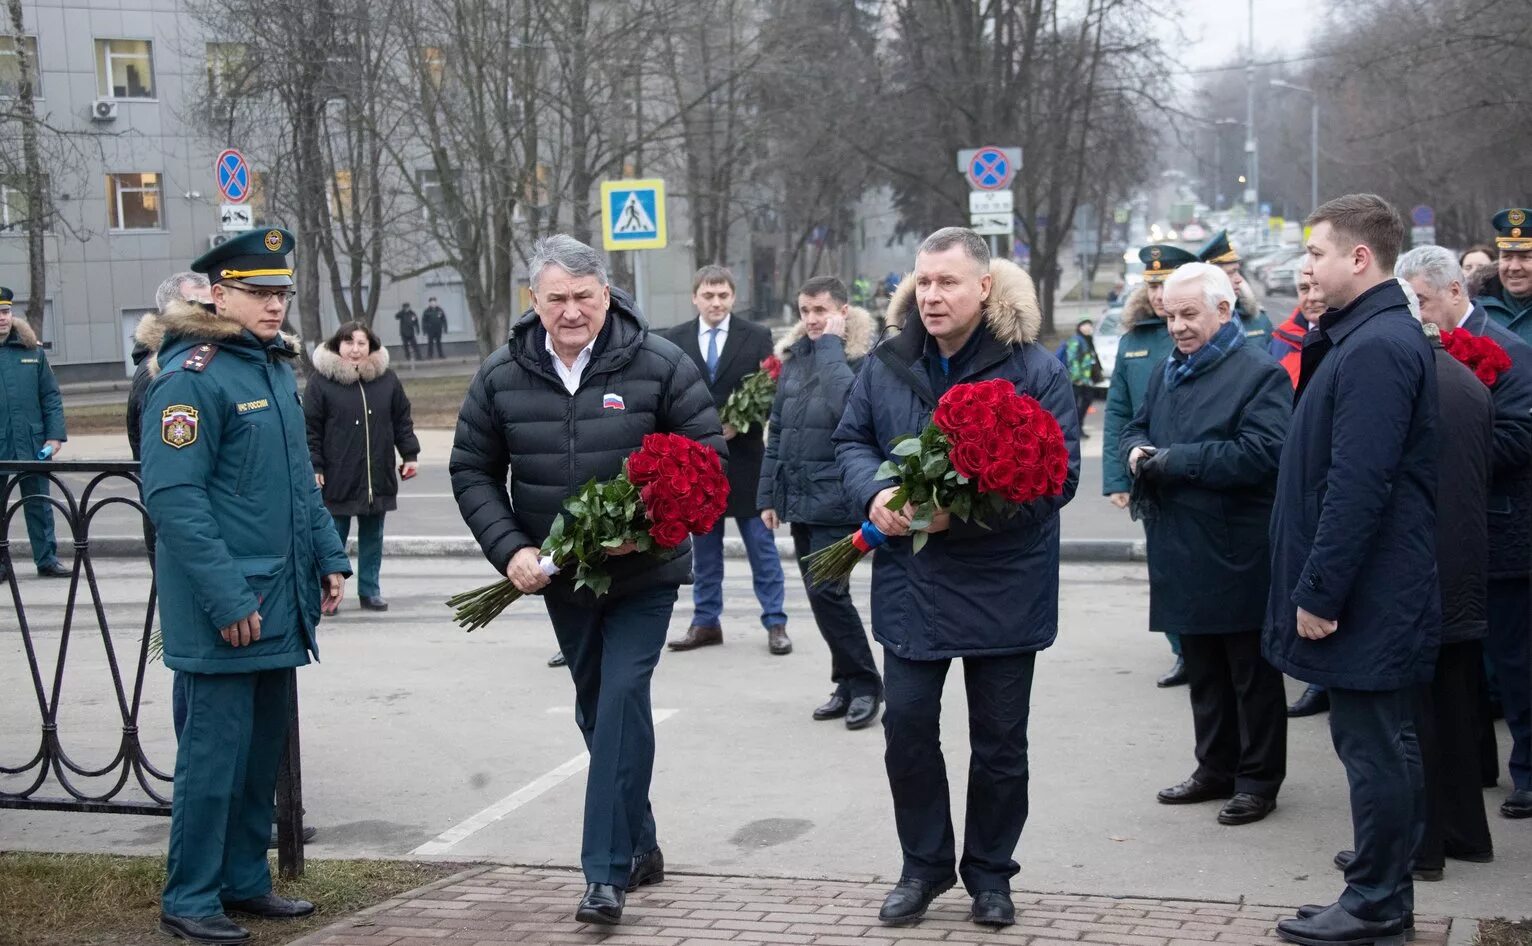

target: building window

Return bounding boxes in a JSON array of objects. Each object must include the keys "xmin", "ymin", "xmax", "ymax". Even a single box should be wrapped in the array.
[
  {"xmin": 421, "ymin": 46, "xmax": 446, "ymax": 92},
  {"xmin": 1, "ymin": 177, "xmax": 48, "ymax": 231},
  {"xmin": 95, "ymin": 39, "xmax": 154, "ymax": 99},
  {"xmin": 418, "ymin": 169, "xmax": 444, "ymax": 222},
  {"xmin": 206, "ymin": 42, "xmax": 250, "ymax": 99},
  {"xmin": 107, "ymin": 172, "xmax": 163, "ymax": 230},
  {"xmin": 0, "ymin": 36, "xmax": 40, "ymax": 98}
]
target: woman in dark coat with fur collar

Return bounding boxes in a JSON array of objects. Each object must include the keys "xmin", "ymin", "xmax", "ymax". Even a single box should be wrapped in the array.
[{"xmin": 304, "ymin": 321, "xmax": 420, "ymax": 611}]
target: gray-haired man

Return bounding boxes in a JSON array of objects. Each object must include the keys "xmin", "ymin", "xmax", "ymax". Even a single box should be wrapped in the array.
[
  {"xmin": 127, "ymin": 272, "xmax": 212, "ymax": 460},
  {"xmin": 450, "ymin": 235, "xmax": 724, "ymax": 925}
]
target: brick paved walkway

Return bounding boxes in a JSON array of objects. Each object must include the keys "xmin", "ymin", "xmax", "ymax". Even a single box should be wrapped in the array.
[{"xmin": 289, "ymin": 866, "xmax": 1453, "ymax": 946}]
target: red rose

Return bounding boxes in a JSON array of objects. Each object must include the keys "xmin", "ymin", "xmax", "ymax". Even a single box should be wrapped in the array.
[
  {"xmin": 626, "ymin": 450, "xmax": 662, "ymax": 486},
  {"xmin": 760, "ymin": 355, "xmax": 783, "ymax": 381},
  {"xmin": 969, "ymin": 379, "xmax": 1014, "ymax": 406},
  {"xmin": 649, "ymin": 519, "xmax": 690, "ymax": 548},
  {"xmin": 645, "ymin": 494, "xmax": 682, "ymax": 525},
  {"xmin": 950, "ymin": 441, "xmax": 987, "ymax": 479}
]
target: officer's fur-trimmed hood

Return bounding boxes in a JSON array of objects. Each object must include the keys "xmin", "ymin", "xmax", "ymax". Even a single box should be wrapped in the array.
[
  {"xmin": 143, "ymin": 299, "xmax": 302, "ymax": 376},
  {"xmin": 311, "ymin": 338, "xmax": 391, "ymax": 383},
  {"xmin": 1469, "ymin": 265, "xmax": 1505, "ymax": 301},
  {"xmin": 2, "ymin": 314, "xmax": 40, "ymax": 349},
  {"xmin": 1120, "ymin": 285, "xmax": 1159, "ymax": 330},
  {"xmin": 883, "ymin": 258, "xmax": 1041, "ymax": 346},
  {"xmin": 775, "ymin": 305, "xmax": 876, "ymax": 361}
]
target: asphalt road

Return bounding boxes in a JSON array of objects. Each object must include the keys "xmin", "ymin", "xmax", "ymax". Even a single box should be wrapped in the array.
[{"xmin": 2, "ymin": 556, "xmax": 1527, "ymax": 919}]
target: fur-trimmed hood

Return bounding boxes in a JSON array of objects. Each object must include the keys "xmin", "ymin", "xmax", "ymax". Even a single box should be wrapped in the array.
[
  {"xmin": 1120, "ymin": 285, "xmax": 1160, "ymax": 330},
  {"xmin": 2, "ymin": 315, "xmax": 40, "ymax": 349},
  {"xmin": 775, "ymin": 305, "xmax": 876, "ymax": 360},
  {"xmin": 311, "ymin": 339, "xmax": 391, "ymax": 383},
  {"xmin": 141, "ymin": 299, "xmax": 301, "ymax": 376},
  {"xmin": 1469, "ymin": 266, "xmax": 1506, "ymax": 302},
  {"xmin": 883, "ymin": 258, "xmax": 1041, "ymax": 346}
]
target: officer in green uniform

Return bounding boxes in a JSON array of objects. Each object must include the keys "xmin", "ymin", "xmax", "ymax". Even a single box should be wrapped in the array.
[
  {"xmin": 143, "ymin": 228, "xmax": 351, "ymax": 945},
  {"xmin": 1198, "ymin": 230, "xmax": 1274, "ymax": 346},
  {"xmin": 1476, "ymin": 208, "xmax": 1532, "ymax": 346},
  {"xmin": 1104, "ymin": 243, "xmax": 1196, "ymax": 686},
  {"xmin": 0, "ymin": 287, "xmax": 70, "ymax": 579}
]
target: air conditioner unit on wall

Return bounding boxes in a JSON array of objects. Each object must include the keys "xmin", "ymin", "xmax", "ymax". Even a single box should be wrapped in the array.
[{"xmin": 91, "ymin": 99, "xmax": 118, "ymax": 121}]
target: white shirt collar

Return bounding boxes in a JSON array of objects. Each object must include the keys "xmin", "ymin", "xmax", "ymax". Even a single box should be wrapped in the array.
[
  {"xmin": 1457, "ymin": 300, "xmax": 1475, "ymax": 330},
  {"xmin": 545, "ymin": 331, "xmax": 595, "ymax": 395},
  {"xmin": 699, "ymin": 313, "xmax": 732, "ymax": 341}
]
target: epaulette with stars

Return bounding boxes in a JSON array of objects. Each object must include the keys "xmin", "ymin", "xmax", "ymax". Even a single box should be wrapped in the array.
[{"xmin": 182, "ymin": 344, "xmax": 220, "ymax": 372}]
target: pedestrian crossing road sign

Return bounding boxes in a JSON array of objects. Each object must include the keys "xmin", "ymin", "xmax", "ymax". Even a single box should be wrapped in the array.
[{"xmin": 601, "ymin": 178, "xmax": 667, "ymax": 251}]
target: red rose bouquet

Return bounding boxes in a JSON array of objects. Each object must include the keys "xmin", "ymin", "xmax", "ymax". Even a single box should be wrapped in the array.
[
  {"xmin": 718, "ymin": 355, "xmax": 783, "ymax": 434},
  {"xmin": 803, "ymin": 378, "xmax": 1070, "ymax": 585},
  {"xmin": 1441, "ymin": 328, "xmax": 1512, "ymax": 386},
  {"xmin": 449, "ymin": 434, "xmax": 728, "ymax": 630}
]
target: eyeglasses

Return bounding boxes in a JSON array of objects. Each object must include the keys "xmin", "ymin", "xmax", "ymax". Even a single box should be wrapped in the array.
[{"xmin": 228, "ymin": 285, "xmax": 296, "ymax": 304}]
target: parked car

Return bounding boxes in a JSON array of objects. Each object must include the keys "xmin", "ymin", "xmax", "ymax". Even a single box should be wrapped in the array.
[
  {"xmin": 1264, "ymin": 256, "xmax": 1304, "ymax": 295},
  {"xmin": 1091, "ymin": 304, "xmax": 1124, "ymax": 393},
  {"xmin": 1248, "ymin": 245, "xmax": 1304, "ymax": 283}
]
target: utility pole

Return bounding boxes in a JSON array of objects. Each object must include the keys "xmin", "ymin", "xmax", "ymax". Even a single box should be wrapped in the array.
[
  {"xmin": 1270, "ymin": 80, "xmax": 1319, "ymax": 214},
  {"xmin": 1244, "ymin": 0, "xmax": 1258, "ymax": 212}
]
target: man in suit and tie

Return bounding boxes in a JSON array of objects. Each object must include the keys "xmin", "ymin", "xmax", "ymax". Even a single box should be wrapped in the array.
[{"xmin": 662, "ymin": 266, "xmax": 790, "ymax": 655}]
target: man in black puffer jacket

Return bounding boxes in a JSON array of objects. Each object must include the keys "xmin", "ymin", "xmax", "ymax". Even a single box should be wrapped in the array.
[
  {"xmin": 757, "ymin": 276, "xmax": 881, "ymax": 730},
  {"xmin": 450, "ymin": 235, "xmax": 723, "ymax": 927}
]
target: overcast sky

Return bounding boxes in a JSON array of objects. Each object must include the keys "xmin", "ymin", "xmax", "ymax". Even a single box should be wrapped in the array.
[{"xmin": 1175, "ymin": 0, "xmax": 1324, "ymax": 68}]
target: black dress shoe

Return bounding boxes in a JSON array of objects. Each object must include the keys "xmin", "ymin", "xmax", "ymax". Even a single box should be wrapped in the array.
[
  {"xmin": 575, "ymin": 883, "xmax": 624, "ymax": 925},
  {"xmin": 158, "ymin": 912, "xmax": 251, "ymax": 944},
  {"xmin": 1279, "ymin": 903, "xmax": 1408, "ymax": 946},
  {"xmin": 1501, "ymin": 788, "xmax": 1532, "ymax": 818},
  {"xmin": 767, "ymin": 625, "xmax": 792, "ymax": 655},
  {"xmin": 814, "ymin": 693, "xmax": 849, "ymax": 720},
  {"xmin": 878, "ymin": 876, "xmax": 955, "ymax": 925},
  {"xmin": 36, "ymin": 561, "xmax": 71, "ymax": 578},
  {"xmin": 1217, "ymin": 793, "xmax": 1276, "ymax": 825},
  {"xmin": 846, "ymin": 695, "xmax": 881, "ymax": 730},
  {"xmin": 1296, "ymin": 904, "xmax": 1413, "ymax": 935},
  {"xmin": 969, "ymin": 890, "xmax": 1015, "ymax": 927},
  {"xmin": 1156, "ymin": 657, "xmax": 1187, "ymax": 688},
  {"xmin": 627, "ymin": 847, "xmax": 664, "ymax": 891},
  {"xmin": 267, "ymin": 824, "xmax": 318, "ymax": 849},
  {"xmin": 1157, "ymin": 775, "xmax": 1235, "ymax": 805},
  {"xmin": 548, "ymin": 651, "xmax": 567, "ymax": 668},
  {"xmin": 1444, "ymin": 847, "xmax": 1494, "ymax": 863},
  {"xmin": 221, "ymin": 892, "xmax": 315, "ymax": 919},
  {"xmin": 1288, "ymin": 685, "xmax": 1331, "ymax": 717},
  {"xmin": 359, "ymin": 595, "xmax": 388, "ymax": 611}
]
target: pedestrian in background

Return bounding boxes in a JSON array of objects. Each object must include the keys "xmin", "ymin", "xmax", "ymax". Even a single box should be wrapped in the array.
[
  {"xmin": 0, "ymin": 287, "xmax": 69, "ymax": 580},
  {"xmin": 1123, "ymin": 262, "xmax": 1290, "ymax": 828},
  {"xmin": 836, "ymin": 228, "xmax": 1079, "ymax": 929},
  {"xmin": 421, "ymin": 296, "xmax": 448, "ymax": 359},
  {"xmin": 1266, "ymin": 195, "xmax": 1436, "ymax": 945},
  {"xmin": 1460, "ymin": 244, "xmax": 1495, "ymax": 283},
  {"xmin": 662, "ymin": 266, "xmax": 789, "ymax": 656},
  {"xmin": 1103, "ymin": 243, "xmax": 1198, "ymax": 688},
  {"xmin": 1062, "ymin": 317, "xmax": 1102, "ymax": 438},
  {"xmin": 1399, "ymin": 242, "xmax": 1532, "ymax": 821},
  {"xmin": 129, "ymin": 273, "xmax": 211, "ymax": 462},
  {"xmin": 394, "ymin": 301, "xmax": 420, "ymax": 361},
  {"xmin": 305, "ymin": 321, "xmax": 420, "ymax": 613},
  {"xmin": 142, "ymin": 228, "xmax": 349, "ymax": 945},
  {"xmin": 758, "ymin": 276, "xmax": 881, "ymax": 730}
]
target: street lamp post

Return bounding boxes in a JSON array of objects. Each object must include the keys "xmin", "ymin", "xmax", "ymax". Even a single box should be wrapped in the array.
[{"xmin": 1270, "ymin": 79, "xmax": 1319, "ymax": 213}]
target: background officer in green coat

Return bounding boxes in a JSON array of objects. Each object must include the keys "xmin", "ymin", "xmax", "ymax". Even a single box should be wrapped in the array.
[
  {"xmin": 1103, "ymin": 243, "xmax": 1196, "ymax": 687},
  {"xmin": 1473, "ymin": 208, "xmax": 1532, "ymax": 346},
  {"xmin": 1198, "ymin": 230, "xmax": 1275, "ymax": 347},
  {"xmin": 0, "ymin": 287, "xmax": 70, "ymax": 579},
  {"xmin": 141, "ymin": 227, "xmax": 351, "ymax": 946}
]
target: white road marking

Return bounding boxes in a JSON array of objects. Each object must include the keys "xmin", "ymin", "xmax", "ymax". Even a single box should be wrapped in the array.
[{"xmin": 410, "ymin": 708, "xmax": 679, "ymax": 855}]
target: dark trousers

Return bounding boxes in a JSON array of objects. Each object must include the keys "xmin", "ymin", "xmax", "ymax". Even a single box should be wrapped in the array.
[
  {"xmin": 545, "ymin": 584, "xmax": 677, "ymax": 886},
  {"xmin": 1179, "ymin": 631, "xmax": 1287, "ymax": 797},
  {"xmin": 1415, "ymin": 640, "xmax": 1494, "ymax": 869},
  {"xmin": 162, "ymin": 669, "xmax": 290, "ymax": 917},
  {"xmin": 882, "ymin": 648, "xmax": 1036, "ymax": 894},
  {"xmin": 425, "ymin": 332, "xmax": 445, "ymax": 359},
  {"xmin": 1485, "ymin": 578, "xmax": 1531, "ymax": 790},
  {"xmin": 399, "ymin": 335, "xmax": 420, "ymax": 361},
  {"xmin": 332, "ymin": 513, "xmax": 385, "ymax": 598},
  {"xmin": 0, "ymin": 473, "xmax": 59, "ymax": 568},
  {"xmin": 791, "ymin": 523, "xmax": 880, "ymax": 698},
  {"xmin": 1328, "ymin": 686, "xmax": 1423, "ymax": 923},
  {"xmin": 1072, "ymin": 385, "xmax": 1094, "ymax": 430}
]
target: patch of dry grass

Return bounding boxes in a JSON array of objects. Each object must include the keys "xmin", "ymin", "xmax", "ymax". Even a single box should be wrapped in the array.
[
  {"xmin": 0, "ymin": 852, "xmax": 460, "ymax": 946},
  {"xmin": 1480, "ymin": 918, "xmax": 1532, "ymax": 946}
]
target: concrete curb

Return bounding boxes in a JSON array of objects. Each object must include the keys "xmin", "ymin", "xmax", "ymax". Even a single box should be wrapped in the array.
[{"xmin": 14, "ymin": 535, "xmax": 1147, "ymax": 563}]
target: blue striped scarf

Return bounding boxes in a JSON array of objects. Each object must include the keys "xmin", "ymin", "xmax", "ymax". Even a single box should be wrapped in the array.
[{"xmin": 1164, "ymin": 317, "xmax": 1244, "ymax": 389}]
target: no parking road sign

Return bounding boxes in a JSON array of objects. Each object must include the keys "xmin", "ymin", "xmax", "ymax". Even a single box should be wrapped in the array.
[
  {"xmin": 600, "ymin": 179, "xmax": 667, "ymax": 251},
  {"xmin": 960, "ymin": 146, "xmax": 1022, "ymax": 191},
  {"xmin": 215, "ymin": 149, "xmax": 251, "ymax": 204}
]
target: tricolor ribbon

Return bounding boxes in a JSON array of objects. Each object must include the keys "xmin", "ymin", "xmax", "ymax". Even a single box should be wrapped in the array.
[{"xmin": 849, "ymin": 521, "xmax": 888, "ymax": 555}]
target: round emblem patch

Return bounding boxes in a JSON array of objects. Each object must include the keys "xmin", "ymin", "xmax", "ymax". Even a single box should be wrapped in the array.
[
  {"xmin": 1149, "ymin": 247, "xmax": 1162, "ymax": 260},
  {"xmin": 1510, "ymin": 209, "xmax": 1526, "ymax": 227},
  {"xmin": 264, "ymin": 229, "xmax": 283, "ymax": 252}
]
